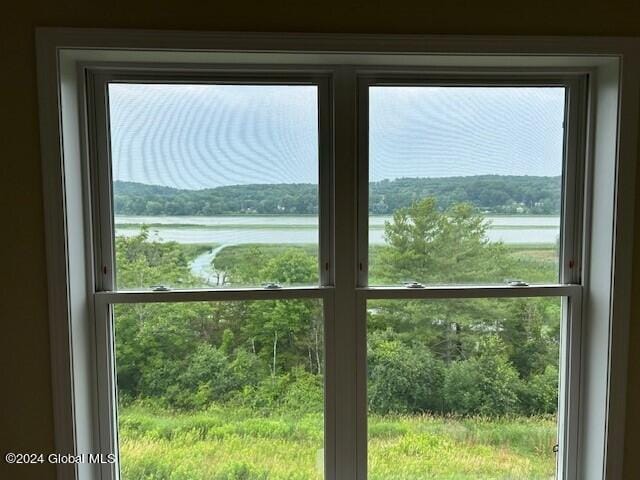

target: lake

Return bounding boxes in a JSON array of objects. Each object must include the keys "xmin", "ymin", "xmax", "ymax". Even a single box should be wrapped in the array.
[{"xmin": 115, "ymin": 214, "xmax": 560, "ymax": 246}]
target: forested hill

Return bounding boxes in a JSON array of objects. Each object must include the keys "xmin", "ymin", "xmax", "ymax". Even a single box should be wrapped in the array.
[{"xmin": 113, "ymin": 175, "xmax": 561, "ymax": 216}]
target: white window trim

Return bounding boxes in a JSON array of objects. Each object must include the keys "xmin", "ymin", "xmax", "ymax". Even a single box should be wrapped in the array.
[{"xmin": 35, "ymin": 29, "xmax": 640, "ymax": 480}]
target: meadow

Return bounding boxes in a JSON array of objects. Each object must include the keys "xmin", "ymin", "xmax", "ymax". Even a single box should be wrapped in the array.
[{"xmin": 119, "ymin": 406, "xmax": 557, "ymax": 480}]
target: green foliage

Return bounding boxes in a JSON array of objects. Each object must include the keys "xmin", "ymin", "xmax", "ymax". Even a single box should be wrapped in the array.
[
  {"xmin": 114, "ymin": 197, "xmax": 560, "ymax": 422},
  {"xmin": 373, "ymin": 198, "xmax": 512, "ymax": 284},
  {"xmin": 213, "ymin": 462, "xmax": 269, "ymax": 480},
  {"xmin": 215, "ymin": 245, "xmax": 319, "ymax": 287},
  {"xmin": 114, "ymin": 175, "xmax": 561, "ymax": 216},
  {"xmin": 172, "ymin": 344, "xmax": 235, "ymax": 409},
  {"xmin": 233, "ymin": 368, "xmax": 323, "ymax": 414},
  {"xmin": 114, "ymin": 181, "xmax": 319, "ymax": 215},
  {"xmin": 115, "ymin": 227, "xmax": 200, "ymax": 289},
  {"xmin": 114, "ymin": 235, "xmax": 322, "ymax": 410},
  {"xmin": 261, "ymin": 250, "xmax": 318, "ymax": 285},
  {"xmin": 370, "ymin": 175, "xmax": 561, "ymax": 215},
  {"xmin": 368, "ymin": 329, "xmax": 444, "ymax": 414},
  {"xmin": 500, "ymin": 299, "xmax": 561, "ymax": 379},
  {"xmin": 443, "ymin": 337, "xmax": 522, "ymax": 416},
  {"xmin": 119, "ymin": 407, "xmax": 557, "ymax": 479},
  {"xmin": 115, "ymin": 298, "xmax": 320, "ymax": 411},
  {"xmin": 520, "ymin": 365, "xmax": 560, "ymax": 415},
  {"xmin": 115, "ymin": 219, "xmax": 560, "ymax": 419}
]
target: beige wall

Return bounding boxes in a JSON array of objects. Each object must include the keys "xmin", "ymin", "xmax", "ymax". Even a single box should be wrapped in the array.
[{"xmin": 1, "ymin": 1, "xmax": 638, "ymax": 478}]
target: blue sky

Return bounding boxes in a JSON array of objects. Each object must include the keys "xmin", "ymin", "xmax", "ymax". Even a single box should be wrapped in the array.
[{"xmin": 109, "ymin": 84, "xmax": 565, "ymax": 190}]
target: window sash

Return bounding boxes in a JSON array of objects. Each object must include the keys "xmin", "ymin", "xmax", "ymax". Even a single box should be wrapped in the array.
[
  {"xmin": 355, "ymin": 291, "xmax": 582, "ymax": 480},
  {"xmin": 356, "ymin": 75, "xmax": 587, "ymax": 288},
  {"xmin": 88, "ymin": 70, "xmax": 334, "ymax": 292},
  {"xmin": 93, "ymin": 291, "xmax": 336, "ymax": 480}
]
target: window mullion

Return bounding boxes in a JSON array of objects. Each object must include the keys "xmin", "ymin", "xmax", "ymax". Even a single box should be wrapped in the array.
[{"xmin": 332, "ymin": 66, "xmax": 361, "ymax": 480}]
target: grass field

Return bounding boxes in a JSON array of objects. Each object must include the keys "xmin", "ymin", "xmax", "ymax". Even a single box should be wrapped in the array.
[
  {"xmin": 214, "ymin": 244, "xmax": 319, "ymax": 266},
  {"xmin": 118, "ymin": 406, "xmax": 557, "ymax": 480}
]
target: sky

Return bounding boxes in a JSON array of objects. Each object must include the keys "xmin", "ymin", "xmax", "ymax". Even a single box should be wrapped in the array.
[{"xmin": 108, "ymin": 84, "xmax": 565, "ymax": 190}]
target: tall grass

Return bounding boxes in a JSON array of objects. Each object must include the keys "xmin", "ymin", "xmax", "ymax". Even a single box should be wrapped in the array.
[{"xmin": 118, "ymin": 406, "xmax": 556, "ymax": 479}]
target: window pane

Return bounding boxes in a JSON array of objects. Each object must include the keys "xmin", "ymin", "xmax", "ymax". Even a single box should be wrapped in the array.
[
  {"xmin": 108, "ymin": 83, "xmax": 320, "ymax": 289},
  {"xmin": 369, "ymin": 86, "xmax": 565, "ymax": 286},
  {"xmin": 367, "ymin": 297, "xmax": 561, "ymax": 479},
  {"xmin": 114, "ymin": 299, "xmax": 324, "ymax": 479}
]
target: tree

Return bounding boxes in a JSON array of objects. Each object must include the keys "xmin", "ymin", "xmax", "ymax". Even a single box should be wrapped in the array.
[
  {"xmin": 261, "ymin": 250, "xmax": 317, "ymax": 285},
  {"xmin": 115, "ymin": 227, "xmax": 198, "ymax": 289},
  {"xmin": 373, "ymin": 198, "xmax": 512, "ymax": 285},
  {"xmin": 244, "ymin": 300, "xmax": 316, "ymax": 377},
  {"xmin": 114, "ymin": 176, "xmax": 562, "ymax": 216}
]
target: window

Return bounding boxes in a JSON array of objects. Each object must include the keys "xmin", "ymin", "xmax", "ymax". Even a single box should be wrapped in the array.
[
  {"xmin": 37, "ymin": 31, "xmax": 639, "ymax": 480},
  {"xmin": 90, "ymin": 72, "xmax": 583, "ymax": 480}
]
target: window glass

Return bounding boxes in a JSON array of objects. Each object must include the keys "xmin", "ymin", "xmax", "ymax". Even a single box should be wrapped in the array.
[
  {"xmin": 114, "ymin": 299, "xmax": 324, "ymax": 479},
  {"xmin": 108, "ymin": 83, "xmax": 320, "ymax": 289},
  {"xmin": 367, "ymin": 297, "xmax": 561, "ymax": 479},
  {"xmin": 368, "ymin": 86, "xmax": 565, "ymax": 286}
]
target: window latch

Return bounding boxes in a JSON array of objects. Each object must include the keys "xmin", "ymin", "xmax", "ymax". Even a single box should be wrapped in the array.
[
  {"xmin": 507, "ymin": 280, "xmax": 529, "ymax": 287},
  {"xmin": 151, "ymin": 285, "xmax": 171, "ymax": 292},
  {"xmin": 403, "ymin": 281, "xmax": 425, "ymax": 289},
  {"xmin": 263, "ymin": 282, "xmax": 282, "ymax": 290}
]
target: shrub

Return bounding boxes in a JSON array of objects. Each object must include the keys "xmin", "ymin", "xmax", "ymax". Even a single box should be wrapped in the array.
[
  {"xmin": 368, "ymin": 329, "xmax": 444, "ymax": 414},
  {"xmin": 283, "ymin": 369, "xmax": 324, "ymax": 413},
  {"xmin": 171, "ymin": 344, "xmax": 234, "ymax": 409},
  {"xmin": 443, "ymin": 336, "xmax": 522, "ymax": 416},
  {"xmin": 232, "ymin": 368, "xmax": 323, "ymax": 414},
  {"xmin": 520, "ymin": 365, "xmax": 559, "ymax": 414}
]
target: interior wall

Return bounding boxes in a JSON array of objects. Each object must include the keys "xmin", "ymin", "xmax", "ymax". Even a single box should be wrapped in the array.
[{"xmin": 1, "ymin": 1, "xmax": 638, "ymax": 479}]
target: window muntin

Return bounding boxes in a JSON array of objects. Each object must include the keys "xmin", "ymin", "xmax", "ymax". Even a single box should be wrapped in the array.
[
  {"xmin": 113, "ymin": 299, "xmax": 324, "ymax": 479},
  {"xmin": 366, "ymin": 85, "xmax": 566, "ymax": 287},
  {"xmin": 366, "ymin": 297, "xmax": 562, "ymax": 479},
  {"xmin": 107, "ymin": 83, "xmax": 321, "ymax": 290}
]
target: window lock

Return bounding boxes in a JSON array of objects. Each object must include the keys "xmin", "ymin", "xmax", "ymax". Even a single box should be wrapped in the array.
[{"xmin": 151, "ymin": 285, "xmax": 171, "ymax": 292}]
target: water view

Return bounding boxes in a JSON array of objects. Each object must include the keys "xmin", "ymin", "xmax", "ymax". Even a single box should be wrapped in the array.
[{"xmin": 115, "ymin": 214, "xmax": 560, "ymax": 245}]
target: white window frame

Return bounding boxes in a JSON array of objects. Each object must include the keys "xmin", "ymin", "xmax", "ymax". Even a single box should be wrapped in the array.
[{"xmin": 35, "ymin": 29, "xmax": 640, "ymax": 480}]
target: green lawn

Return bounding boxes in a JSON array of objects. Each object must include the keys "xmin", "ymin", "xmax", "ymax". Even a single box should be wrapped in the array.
[{"xmin": 118, "ymin": 407, "xmax": 556, "ymax": 480}]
